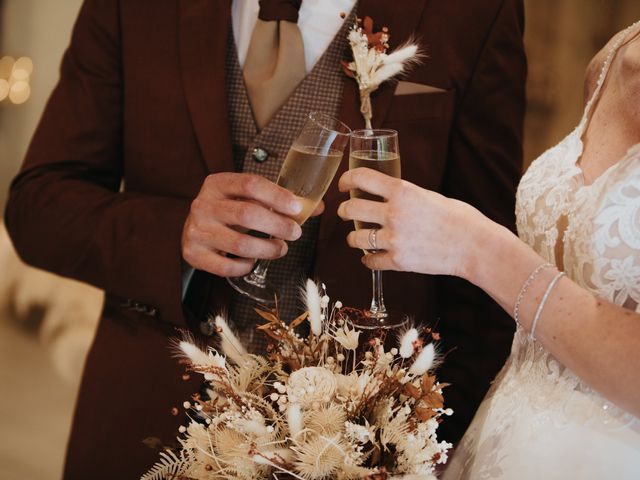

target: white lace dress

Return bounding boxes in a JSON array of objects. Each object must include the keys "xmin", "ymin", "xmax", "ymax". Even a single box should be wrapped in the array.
[{"xmin": 443, "ymin": 24, "xmax": 640, "ymax": 479}]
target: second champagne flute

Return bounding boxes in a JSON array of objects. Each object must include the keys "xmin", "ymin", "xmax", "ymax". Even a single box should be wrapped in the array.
[
  {"xmin": 349, "ymin": 129, "xmax": 408, "ymax": 330},
  {"xmin": 227, "ymin": 112, "xmax": 351, "ymax": 305}
]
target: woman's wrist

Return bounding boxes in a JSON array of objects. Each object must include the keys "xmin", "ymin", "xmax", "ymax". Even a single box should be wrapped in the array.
[
  {"xmin": 457, "ymin": 215, "xmax": 509, "ymax": 286},
  {"xmin": 461, "ymin": 218, "xmax": 539, "ymax": 289},
  {"xmin": 461, "ymin": 215, "xmax": 550, "ymax": 323}
]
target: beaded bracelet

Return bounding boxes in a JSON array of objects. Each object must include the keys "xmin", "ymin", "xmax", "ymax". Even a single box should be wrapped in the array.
[
  {"xmin": 530, "ymin": 271, "xmax": 566, "ymax": 341},
  {"xmin": 513, "ymin": 262, "xmax": 554, "ymax": 329}
]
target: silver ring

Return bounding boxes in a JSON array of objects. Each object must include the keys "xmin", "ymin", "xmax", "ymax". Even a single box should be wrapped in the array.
[{"xmin": 368, "ymin": 228, "xmax": 379, "ymax": 251}]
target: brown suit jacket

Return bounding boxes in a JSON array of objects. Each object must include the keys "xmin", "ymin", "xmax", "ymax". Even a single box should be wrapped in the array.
[{"xmin": 5, "ymin": 0, "xmax": 526, "ymax": 478}]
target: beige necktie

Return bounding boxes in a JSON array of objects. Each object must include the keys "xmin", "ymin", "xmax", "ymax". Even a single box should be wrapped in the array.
[{"xmin": 243, "ymin": 0, "xmax": 306, "ymax": 130}]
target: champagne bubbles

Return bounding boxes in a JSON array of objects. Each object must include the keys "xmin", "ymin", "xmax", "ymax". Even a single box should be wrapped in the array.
[{"xmin": 0, "ymin": 55, "xmax": 33, "ymax": 105}]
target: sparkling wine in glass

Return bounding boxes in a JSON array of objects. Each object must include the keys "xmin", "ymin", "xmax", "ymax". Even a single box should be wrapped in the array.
[
  {"xmin": 349, "ymin": 129, "xmax": 408, "ymax": 330},
  {"xmin": 227, "ymin": 112, "xmax": 351, "ymax": 305}
]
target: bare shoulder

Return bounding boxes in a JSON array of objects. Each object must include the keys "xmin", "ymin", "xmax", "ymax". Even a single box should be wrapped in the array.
[
  {"xmin": 584, "ymin": 26, "xmax": 640, "ymax": 105},
  {"xmin": 617, "ymin": 30, "xmax": 640, "ymax": 85},
  {"xmin": 583, "ymin": 39, "xmax": 613, "ymax": 105}
]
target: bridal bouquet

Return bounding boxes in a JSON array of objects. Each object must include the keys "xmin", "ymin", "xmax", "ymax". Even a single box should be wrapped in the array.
[{"xmin": 142, "ymin": 281, "xmax": 451, "ymax": 480}]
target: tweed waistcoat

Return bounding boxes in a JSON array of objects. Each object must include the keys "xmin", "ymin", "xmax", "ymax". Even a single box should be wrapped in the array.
[{"xmin": 224, "ymin": 11, "xmax": 354, "ymax": 353}]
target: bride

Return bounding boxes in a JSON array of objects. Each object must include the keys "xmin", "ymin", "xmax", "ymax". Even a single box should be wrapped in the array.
[{"xmin": 337, "ymin": 22, "xmax": 640, "ymax": 478}]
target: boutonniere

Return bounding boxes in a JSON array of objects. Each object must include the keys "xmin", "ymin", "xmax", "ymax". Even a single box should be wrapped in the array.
[{"xmin": 341, "ymin": 15, "xmax": 422, "ymax": 128}]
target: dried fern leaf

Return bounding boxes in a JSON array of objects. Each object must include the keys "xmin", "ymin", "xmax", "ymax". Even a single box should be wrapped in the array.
[{"xmin": 140, "ymin": 449, "xmax": 190, "ymax": 480}]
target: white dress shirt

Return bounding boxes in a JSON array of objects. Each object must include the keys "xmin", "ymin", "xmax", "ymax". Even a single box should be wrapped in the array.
[{"xmin": 232, "ymin": 0, "xmax": 357, "ymax": 73}]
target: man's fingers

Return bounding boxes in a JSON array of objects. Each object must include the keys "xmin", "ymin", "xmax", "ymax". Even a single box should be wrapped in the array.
[
  {"xmin": 206, "ymin": 226, "xmax": 288, "ymax": 260},
  {"xmin": 338, "ymin": 198, "xmax": 386, "ymax": 224},
  {"xmin": 310, "ymin": 199, "xmax": 325, "ymax": 217},
  {"xmin": 205, "ymin": 173, "xmax": 303, "ymax": 217},
  {"xmin": 183, "ymin": 244, "xmax": 255, "ymax": 278},
  {"xmin": 192, "ymin": 199, "xmax": 301, "ymax": 241},
  {"xmin": 338, "ymin": 167, "xmax": 399, "ymax": 198}
]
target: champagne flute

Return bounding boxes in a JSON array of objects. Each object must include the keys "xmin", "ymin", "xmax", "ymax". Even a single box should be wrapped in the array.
[
  {"xmin": 349, "ymin": 129, "xmax": 408, "ymax": 330},
  {"xmin": 227, "ymin": 112, "xmax": 351, "ymax": 305}
]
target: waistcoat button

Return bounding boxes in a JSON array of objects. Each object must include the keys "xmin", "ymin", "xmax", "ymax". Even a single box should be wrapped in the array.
[{"xmin": 252, "ymin": 146, "xmax": 269, "ymax": 163}]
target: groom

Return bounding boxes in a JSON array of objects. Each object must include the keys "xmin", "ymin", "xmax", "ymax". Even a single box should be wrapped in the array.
[{"xmin": 5, "ymin": 0, "xmax": 526, "ymax": 478}]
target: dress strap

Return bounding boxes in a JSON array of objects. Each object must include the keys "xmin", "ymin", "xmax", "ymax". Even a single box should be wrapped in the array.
[{"xmin": 578, "ymin": 21, "xmax": 640, "ymax": 134}]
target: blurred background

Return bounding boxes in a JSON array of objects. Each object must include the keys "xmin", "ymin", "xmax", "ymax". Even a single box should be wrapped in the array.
[{"xmin": 0, "ymin": 1, "xmax": 639, "ymax": 478}]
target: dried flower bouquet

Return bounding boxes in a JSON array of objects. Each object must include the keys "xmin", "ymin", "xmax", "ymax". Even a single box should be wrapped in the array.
[{"xmin": 142, "ymin": 280, "xmax": 451, "ymax": 480}]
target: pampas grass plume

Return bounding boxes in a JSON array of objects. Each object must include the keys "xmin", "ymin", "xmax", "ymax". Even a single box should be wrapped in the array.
[
  {"xmin": 384, "ymin": 43, "xmax": 419, "ymax": 66},
  {"xmin": 179, "ymin": 341, "xmax": 212, "ymax": 366},
  {"xmin": 287, "ymin": 403, "xmax": 303, "ymax": 439},
  {"xmin": 399, "ymin": 328, "xmax": 419, "ymax": 358},
  {"xmin": 303, "ymin": 279, "xmax": 322, "ymax": 336},
  {"xmin": 214, "ymin": 315, "xmax": 247, "ymax": 365},
  {"xmin": 408, "ymin": 343, "xmax": 435, "ymax": 377}
]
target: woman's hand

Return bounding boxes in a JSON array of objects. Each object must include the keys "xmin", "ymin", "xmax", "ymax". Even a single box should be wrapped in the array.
[{"xmin": 337, "ymin": 168, "xmax": 493, "ymax": 280}]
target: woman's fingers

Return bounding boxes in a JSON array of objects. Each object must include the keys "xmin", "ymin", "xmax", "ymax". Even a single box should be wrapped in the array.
[
  {"xmin": 338, "ymin": 198, "xmax": 386, "ymax": 225},
  {"xmin": 361, "ymin": 251, "xmax": 398, "ymax": 271},
  {"xmin": 346, "ymin": 228, "xmax": 390, "ymax": 251},
  {"xmin": 338, "ymin": 167, "xmax": 400, "ymax": 198}
]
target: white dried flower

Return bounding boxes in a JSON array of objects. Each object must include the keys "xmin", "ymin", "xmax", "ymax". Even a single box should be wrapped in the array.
[
  {"xmin": 288, "ymin": 367, "xmax": 337, "ymax": 407},
  {"xmin": 335, "ymin": 372, "xmax": 359, "ymax": 398},
  {"xmin": 344, "ymin": 421, "xmax": 376, "ymax": 444},
  {"xmin": 321, "ymin": 295, "xmax": 330, "ymax": 308},
  {"xmin": 333, "ymin": 325, "xmax": 360, "ymax": 351}
]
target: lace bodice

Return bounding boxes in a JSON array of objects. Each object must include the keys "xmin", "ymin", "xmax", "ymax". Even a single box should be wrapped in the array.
[
  {"xmin": 510, "ymin": 21, "xmax": 640, "ymax": 427},
  {"xmin": 443, "ymin": 22, "xmax": 640, "ymax": 480}
]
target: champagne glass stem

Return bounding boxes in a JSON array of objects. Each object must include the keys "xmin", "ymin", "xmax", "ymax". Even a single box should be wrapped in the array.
[
  {"xmin": 244, "ymin": 259, "xmax": 272, "ymax": 288},
  {"xmin": 369, "ymin": 269, "xmax": 387, "ymax": 317}
]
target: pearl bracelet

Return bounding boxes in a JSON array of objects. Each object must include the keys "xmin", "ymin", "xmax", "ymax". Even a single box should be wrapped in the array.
[
  {"xmin": 513, "ymin": 262, "xmax": 554, "ymax": 329},
  {"xmin": 529, "ymin": 271, "xmax": 566, "ymax": 341}
]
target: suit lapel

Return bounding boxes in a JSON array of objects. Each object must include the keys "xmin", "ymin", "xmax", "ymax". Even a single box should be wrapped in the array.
[
  {"xmin": 320, "ymin": 0, "xmax": 429, "ymax": 242},
  {"xmin": 178, "ymin": 0, "xmax": 234, "ymax": 174}
]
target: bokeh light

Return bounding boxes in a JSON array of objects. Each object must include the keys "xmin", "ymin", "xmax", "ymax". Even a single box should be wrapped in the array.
[
  {"xmin": 13, "ymin": 57, "xmax": 34, "ymax": 79},
  {"xmin": 0, "ymin": 55, "xmax": 33, "ymax": 105},
  {"xmin": 9, "ymin": 80, "xmax": 31, "ymax": 104},
  {"xmin": 0, "ymin": 79, "xmax": 9, "ymax": 101},
  {"xmin": 0, "ymin": 56, "xmax": 15, "ymax": 78}
]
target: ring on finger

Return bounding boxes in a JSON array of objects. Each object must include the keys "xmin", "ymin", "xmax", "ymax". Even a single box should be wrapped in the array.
[{"xmin": 368, "ymin": 228, "xmax": 379, "ymax": 251}]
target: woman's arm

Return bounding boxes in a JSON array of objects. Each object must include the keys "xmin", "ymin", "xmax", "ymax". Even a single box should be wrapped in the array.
[{"xmin": 338, "ymin": 167, "xmax": 640, "ymax": 418}]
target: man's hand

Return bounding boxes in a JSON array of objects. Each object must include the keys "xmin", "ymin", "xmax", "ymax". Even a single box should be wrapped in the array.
[{"xmin": 182, "ymin": 173, "xmax": 304, "ymax": 277}]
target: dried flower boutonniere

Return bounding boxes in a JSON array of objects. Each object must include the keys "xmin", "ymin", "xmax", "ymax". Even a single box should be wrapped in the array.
[{"xmin": 341, "ymin": 15, "xmax": 422, "ymax": 128}]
